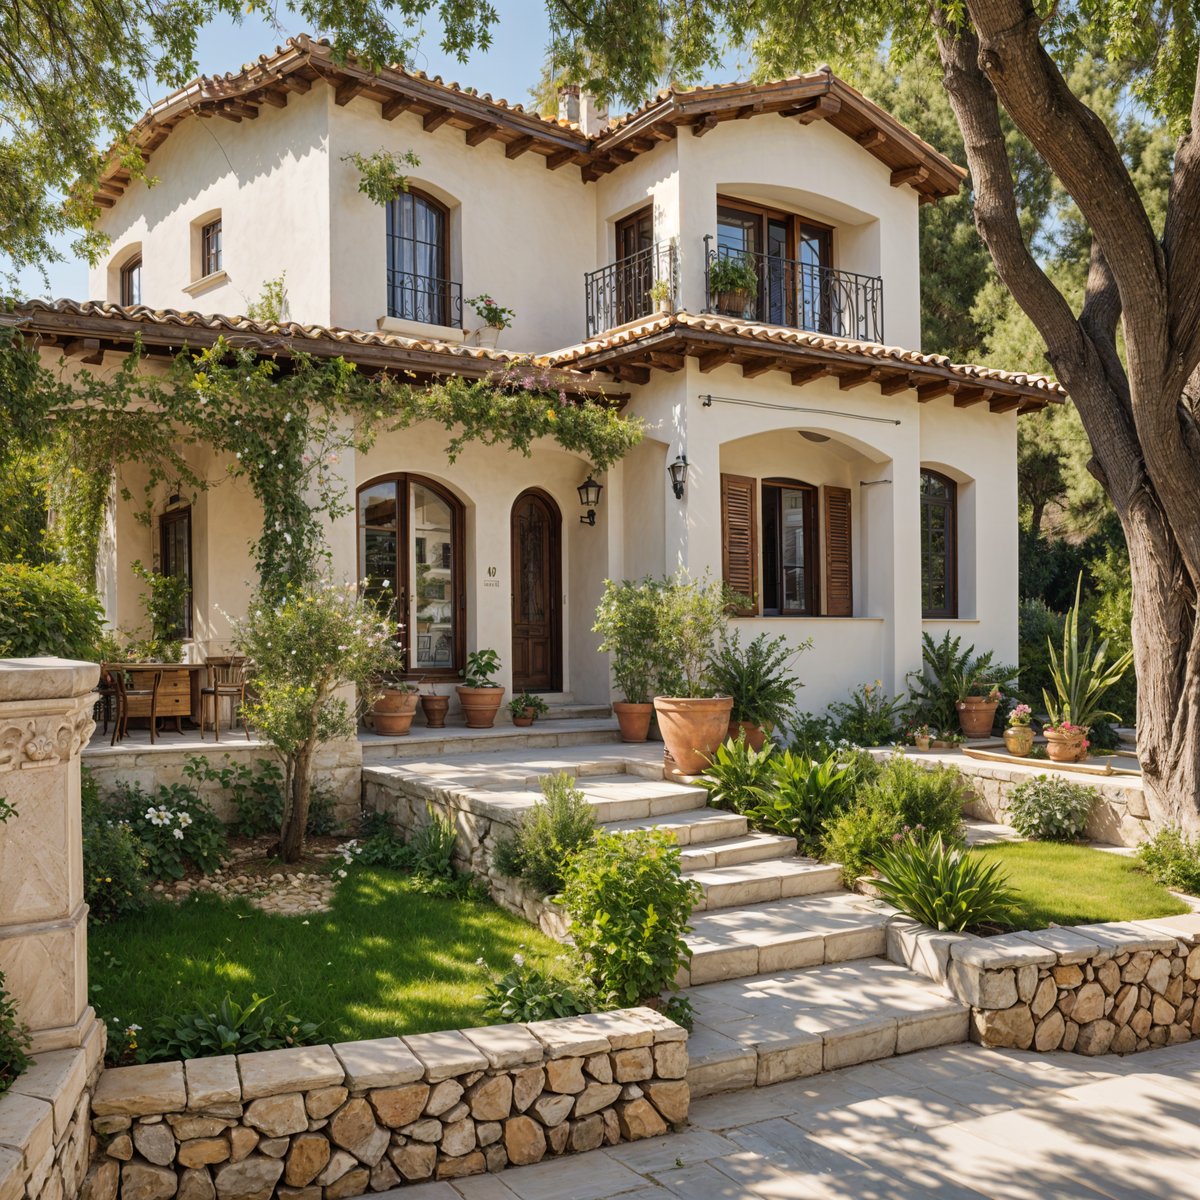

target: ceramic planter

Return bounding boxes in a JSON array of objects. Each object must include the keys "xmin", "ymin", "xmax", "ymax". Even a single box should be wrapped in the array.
[
  {"xmin": 728, "ymin": 718, "xmax": 769, "ymax": 752},
  {"xmin": 913, "ymin": 735, "xmax": 932, "ymax": 752},
  {"xmin": 613, "ymin": 701, "xmax": 654, "ymax": 743},
  {"xmin": 420, "ymin": 694, "xmax": 449, "ymax": 728},
  {"xmin": 654, "ymin": 696, "xmax": 734, "ymax": 775},
  {"xmin": 512, "ymin": 708, "xmax": 536, "ymax": 728},
  {"xmin": 473, "ymin": 325, "xmax": 502, "ymax": 348},
  {"xmin": 371, "ymin": 689, "xmax": 419, "ymax": 736},
  {"xmin": 1044, "ymin": 728, "xmax": 1086, "ymax": 763},
  {"xmin": 457, "ymin": 685, "xmax": 505, "ymax": 729},
  {"xmin": 1003, "ymin": 725, "xmax": 1034, "ymax": 757},
  {"xmin": 957, "ymin": 697, "xmax": 999, "ymax": 738}
]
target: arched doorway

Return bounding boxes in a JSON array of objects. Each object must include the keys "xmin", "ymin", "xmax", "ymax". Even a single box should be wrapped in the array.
[{"xmin": 510, "ymin": 489, "xmax": 562, "ymax": 693}]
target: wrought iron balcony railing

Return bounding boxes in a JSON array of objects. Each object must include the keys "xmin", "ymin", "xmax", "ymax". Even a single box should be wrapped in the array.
[
  {"xmin": 702, "ymin": 235, "xmax": 884, "ymax": 344},
  {"xmin": 386, "ymin": 271, "xmax": 463, "ymax": 329},
  {"xmin": 584, "ymin": 240, "xmax": 677, "ymax": 339}
]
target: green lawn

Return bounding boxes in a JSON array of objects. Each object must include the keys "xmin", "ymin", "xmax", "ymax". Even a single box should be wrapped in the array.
[
  {"xmin": 88, "ymin": 868, "xmax": 560, "ymax": 1054},
  {"xmin": 971, "ymin": 841, "xmax": 1192, "ymax": 930}
]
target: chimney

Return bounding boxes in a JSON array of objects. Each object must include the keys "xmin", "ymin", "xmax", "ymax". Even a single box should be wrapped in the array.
[
  {"xmin": 557, "ymin": 84, "xmax": 580, "ymax": 125},
  {"xmin": 557, "ymin": 83, "xmax": 608, "ymax": 137}
]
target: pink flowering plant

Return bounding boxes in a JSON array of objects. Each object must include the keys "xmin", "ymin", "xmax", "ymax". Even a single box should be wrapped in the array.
[
  {"xmin": 1007, "ymin": 703, "xmax": 1033, "ymax": 727},
  {"xmin": 467, "ymin": 294, "xmax": 516, "ymax": 329},
  {"xmin": 234, "ymin": 577, "xmax": 403, "ymax": 862}
]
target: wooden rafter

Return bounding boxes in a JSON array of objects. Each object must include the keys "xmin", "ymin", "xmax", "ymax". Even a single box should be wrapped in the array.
[
  {"xmin": 878, "ymin": 372, "xmax": 916, "ymax": 395},
  {"xmin": 953, "ymin": 387, "xmax": 994, "ymax": 407},
  {"xmin": 740, "ymin": 357, "xmax": 786, "ymax": 379},
  {"xmin": 891, "ymin": 165, "xmax": 929, "ymax": 188},
  {"xmin": 697, "ymin": 347, "xmax": 738, "ymax": 373},
  {"xmin": 422, "ymin": 107, "xmax": 453, "ymax": 132},
  {"xmin": 544, "ymin": 148, "xmax": 578, "ymax": 170},
  {"xmin": 335, "ymin": 79, "xmax": 369, "ymax": 106},
  {"xmin": 856, "ymin": 129, "xmax": 886, "ymax": 150},
  {"xmin": 791, "ymin": 364, "xmax": 836, "ymax": 386},
  {"xmin": 464, "ymin": 122, "xmax": 494, "ymax": 146},
  {"xmin": 837, "ymin": 367, "xmax": 883, "ymax": 390},
  {"xmin": 793, "ymin": 94, "xmax": 842, "ymax": 125},
  {"xmin": 381, "ymin": 95, "xmax": 416, "ymax": 120},
  {"xmin": 505, "ymin": 135, "xmax": 535, "ymax": 159},
  {"xmin": 917, "ymin": 379, "xmax": 959, "ymax": 402},
  {"xmin": 691, "ymin": 114, "xmax": 719, "ymax": 137}
]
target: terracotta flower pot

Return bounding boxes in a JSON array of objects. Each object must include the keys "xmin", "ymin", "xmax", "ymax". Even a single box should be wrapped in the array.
[
  {"xmin": 913, "ymin": 735, "xmax": 931, "ymax": 752},
  {"xmin": 728, "ymin": 718, "xmax": 769, "ymax": 752},
  {"xmin": 457, "ymin": 685, "xmax": 505, "ymax": 729},
  {"xmin": 371, "ymin": 689, "xmax": 419, "ymax": 736},
  {"xmin": 1003, "ymin": 726, "xmax": 1034, "ymax": 757},
  {"xmin": 957, "ymin": 697, "xmax": 999, "ymax": 738},
  {"xmin": 653, "ymin": 696, "xmax": 734, "ymax": 776},
  {"xmin": 613, "ymin": 701, "xmax": 654, "ymax": 743},
  {"xmin": 420, "ymin": 694, "xmax": 449, "ymax": 728},
  {"xmin": 512, "ymin": 708, "xmax": 536, "ymax": 728},
  {"xmin": 1044, "ymin": 728, "xmax": 1086, "ymax": 763}
]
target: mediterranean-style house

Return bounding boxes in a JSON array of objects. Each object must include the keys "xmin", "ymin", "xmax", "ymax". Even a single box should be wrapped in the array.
[{"xmin": 11, "ymin": 35, "xmax": 1062, "ymax": 715}]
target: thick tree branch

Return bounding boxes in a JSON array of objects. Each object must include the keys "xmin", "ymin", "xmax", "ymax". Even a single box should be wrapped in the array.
[{"xmin": 1162, "ymin": 50, "xmax": 1200, "ymax": 384}]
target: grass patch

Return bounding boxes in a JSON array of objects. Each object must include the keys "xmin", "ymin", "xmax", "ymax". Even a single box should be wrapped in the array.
[
  {"xmin": 89, "ymin": 868, "xmax": 560, "ymax": 1048},
  {"xmin": 971, "ymin": 842, "xmax": 1192, "ymax": 930}
]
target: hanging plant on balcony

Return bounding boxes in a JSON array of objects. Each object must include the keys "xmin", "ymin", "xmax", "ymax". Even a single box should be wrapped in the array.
[
  {"xmin": 343, "ymin": 148, "xmax": 421, "ymax": 205},
  {"xmin": 708, "ymin": 255, "xmax": 759, "ymax": 297}
]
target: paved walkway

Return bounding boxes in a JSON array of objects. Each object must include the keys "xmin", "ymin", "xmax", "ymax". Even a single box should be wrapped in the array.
[{"xmin": 387, "ymin": 1040, "xmax": 1200, "ymax": 1200}]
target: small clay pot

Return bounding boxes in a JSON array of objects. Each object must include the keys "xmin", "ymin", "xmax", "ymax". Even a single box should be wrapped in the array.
[
  {"xmin": 1045, "ymin": 729, "xmax": 1086, "ymax": 763},
  {"xmin": 512, "ymin": 708, "xmax": 536, "ymax": 728},
  {"xmin": 913, "ymin": 735, "xmax": 932, "ymax": 752},
  {"xmin": 420, "ymin": 694, "xmax": 450, "ymax": 729},
  {"xmin": 613, "ymin": 701, "xmax": 654, "ymax": 743},
  {"xmin": 371, "ymin": 689, "xmax": 419, "ymax": 736}
]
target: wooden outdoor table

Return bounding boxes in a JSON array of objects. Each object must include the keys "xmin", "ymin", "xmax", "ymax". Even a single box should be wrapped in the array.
[{"xmin": 120, "ymin": 663, "xmax": 207, "ymax": 733}]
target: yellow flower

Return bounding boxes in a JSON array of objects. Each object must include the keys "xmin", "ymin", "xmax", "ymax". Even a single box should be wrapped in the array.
[{"xmin": 545, "ymin": 408, "xmax": 557, "ymax": 422}]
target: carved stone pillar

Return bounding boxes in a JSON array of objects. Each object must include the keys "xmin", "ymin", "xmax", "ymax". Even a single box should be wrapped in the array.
[{"xmin": 0, "ymin": 657, "xmax": 100, "ymax": 1052}]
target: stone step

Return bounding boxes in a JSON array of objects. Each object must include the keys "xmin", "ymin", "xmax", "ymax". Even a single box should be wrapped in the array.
[
  {"xmin": 688, "ymin": 858, "xmax": 844, "ymax": 912},
  {"xmin": 684, "ymin": 958, "xmax": 969, "ymax": 1097},
  {"xmin": 601, "ymin": 807, "xmax": 750, "ymax": 845},
  {"xmin": 682, "ymin": 893, "xmax": 893, "ymax": 986},
  {"xmin": 677, "ymin": 833, "xmax": 797, "ymax": 872},
  {"xmin": 542, "ymin": 702, "xmax": 613, "ymax": 721},
  {"xmin": 360, "ymin": 719, "xmax": 622, "ymax": 763},
  {"xmin": 572, "ymin": 776, "xmax": 709, "ymax": 823}
]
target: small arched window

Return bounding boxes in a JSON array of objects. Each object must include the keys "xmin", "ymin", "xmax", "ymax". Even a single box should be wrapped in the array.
[
  {"xmin": 386, "ymin": 189, "xmax": 457, "ymax": 327},
  {"xmin": 920, "ymin": 469, "xmax": 957, "ymax": 618},
  {"xmin": 119, "ymin": 255, "xmax": 142, "ymax": 306}
]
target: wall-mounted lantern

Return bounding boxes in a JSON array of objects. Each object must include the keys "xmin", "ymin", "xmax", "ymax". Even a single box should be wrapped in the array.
[
  {"xmin": 668, "ymin": 454, "xmax": 689, "ymax": 500},
  {"xmin": 578, "ymin": 475, "xmax": 603, "ymax": 526}
]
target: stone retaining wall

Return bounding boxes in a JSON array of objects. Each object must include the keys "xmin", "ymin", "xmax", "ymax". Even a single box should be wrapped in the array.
[
  {"xmin": 81, "ymin": 1009, "xmax": 688, "ymax": 1200},
  {"xmin": 0, "ymin": 1022, "xmax": 106, "ymax": 1200},
  {"xmin": 889, "ymin": 915, "xmax": 1200, "ymax": 1056}
]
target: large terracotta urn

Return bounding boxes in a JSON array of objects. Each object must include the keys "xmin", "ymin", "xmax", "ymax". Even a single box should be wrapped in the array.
[{"xmin": 653, "ymin": 696, "xmax": 734, "ymax": 775}]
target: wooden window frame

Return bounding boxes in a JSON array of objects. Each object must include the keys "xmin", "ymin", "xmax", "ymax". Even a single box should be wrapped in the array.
[
  {"xmin": 760, "ymin": 478, "xmax": 819, "ymax": 617},
  {"xmin": 119, "ymin": 255, "xmax": 142, "ymax": 306},
  {"xmin": 920, "ymin": 469, "xmax": 958, "ymax": 619},
  {"xmin": 385, "ymin": 187, "xmax": 451, "ymax": 323},
  {"xmin": 201, "ymin": 219, "xmax": 222, "ymax": 277},
  {"xmin": 158, "ymin": 506, "xmax": 193, "ymax": 639},
  {"xmin": 715, "ymin": 195, "xmax": 835, "ymax": 268},
  {"xmin": 356, "ymin": 473, "xmax": 466, "ymax": 680}
]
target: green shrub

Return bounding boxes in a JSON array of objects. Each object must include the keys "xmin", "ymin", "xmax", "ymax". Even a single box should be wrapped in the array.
[
  {"xmin": 107, "ymin": 781, "xmax": 227, "ymax": 880},
  {"xmin": 1007, "ymin": 775, "xmax": 1096, "ymax": 841},
  {"xmin": 409, "ymin": 806, "xmax": 458, "ymax": 880},
  {"xmin": 592, "ymin": 577, "xmax": 668, "ymax": 703},
  {"xmin": 789, "ymin": 711, "xmax": 839, "ymax": 757},
  {"xmin": 869, "ymin": 831, "xmax": 1017, "ymax": 932},
  {"xmin": 0, "ymin": 562, "xmax": 104, "ymax": 660},
  {"xmin": 82, "ymin": 771, "xmax": 149, "ymax": 922},
  {"xmin": 700, "ymin": 737, "xmax": 777, "ymax": 813},
  {"xmin": 707, "ymin": 630, "xmax": 806, "ymax": 731},
  {"xmin": 0, "ymin": 971, "xmax": 31, "ymax": 1094},
  {"xmin": 1137, "ymin": 827, "xmax": 1200, "ymax": 895},
  {"xmin": 906, "ymin": 632, "xmax": 1017, "ymax": 733},
  {"xmin": 1018, "ymin": 598, "xmax": 1065, "ymax": 710},
  {"xmin": 493, "ymin": 774, "xmax": 596, "ymax": 896},
  {"xmin": 184, "ymin": 756, "xmax": 284, "ymax": 837},
  {"xmin": 141, "ymin": 993, "xmax": 321, "ymax": 1062},
  {"xmin": 350, "ymin": 812, "xmax": 416, "ymax": 871},
  {"xmin": 828, "ymin": 681, "xmax": 905, "ymax": 746},
  {"xmin": 743, "ymin": 750, "xmax": 861, "ymax": 854},
  {"xmin": 479, "ymin": 952, "xmax": 596, "ymax": 1023},
  {"xmin": 559, "ymin": 829, "xmax": 701, "ymax": 1008}
]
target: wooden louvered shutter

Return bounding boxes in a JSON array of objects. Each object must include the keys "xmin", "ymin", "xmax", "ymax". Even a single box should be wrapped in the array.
[
  {"xmin": 823, "ymin": 485, "xmax": 853, "ymax": 617},
  {"xmin": 720, "ymin": 474, "xmax": 758, "ymax": 615}
]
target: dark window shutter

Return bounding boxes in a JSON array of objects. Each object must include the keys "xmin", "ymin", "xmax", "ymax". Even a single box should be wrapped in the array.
[
  {"xmin": 823, "ymin": 485, "xmax": 853, "ymax": 617},
  {"xmin": 720, "ymin": 473, "xmax": 758, "ymax": 615}
]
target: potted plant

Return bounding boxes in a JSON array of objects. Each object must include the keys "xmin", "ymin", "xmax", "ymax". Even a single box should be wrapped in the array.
[
  {"xmin": 593, "ymin": 577, "xmax": 666, "ymax": 743},
  {"xmin": 909, "ymin": 723, "xmax": 934, "ymax": 752},
  {"xmin": 466, "ymin": 295, "xmax": 515, "ymax": 348},
  {"xmin": 419, "ymin": 681, "xmax": 450, "ymax": 729},
  {"xmin": 1044, "ymin": 720, "xmax": 1089, "ymax": 763},
  {"xmin": 370, "ymin": 673, "xmax": 419, "ymax": 736},
  {"xmin": 707, "ymin": 630, "xmax": 806, "ymax": 751},
  {"xmin": 1003, "ymin": 703, "xmax": 1034, "ymax": 756},
  {"xmin": 649, "ymin": 278, "xmax": 673, "ymax": 315},
  {"xmin": 652, "ymin": 573, "xmax": 733, "ymax": 775},
  {"xmin": 906, "ymin": 633, "xmax": 1016, "ymax": 738},
  {"xmin": 509, "ymin": 693, "xmax": 549, "ymax": 727},
  {"xmin": 457, "ymin": 648, "xmax": 505, "ymax": 728},
  {"xmin": 708, "ymin": 254, "xmax": 759, "ymax": 319},
  {"xmin": 956, "ymin": 684, "xmax": 1003, "ymax": 739}
]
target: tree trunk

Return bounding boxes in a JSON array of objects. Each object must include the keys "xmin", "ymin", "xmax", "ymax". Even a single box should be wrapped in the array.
[{"xmin": 279, "ymin": 741, "xmax": 315, "ymax": 863}]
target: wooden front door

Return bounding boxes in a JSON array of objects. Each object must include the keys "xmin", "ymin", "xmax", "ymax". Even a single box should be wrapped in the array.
[{"xmin": 511, "ymin": 490, "xmax": 562, "ymax": 693}]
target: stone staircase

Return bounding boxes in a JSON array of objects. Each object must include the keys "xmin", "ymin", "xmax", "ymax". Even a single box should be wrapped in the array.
[{"xmin": 365, "ymin": 741, "xmax": 968, "ymax": 1101}]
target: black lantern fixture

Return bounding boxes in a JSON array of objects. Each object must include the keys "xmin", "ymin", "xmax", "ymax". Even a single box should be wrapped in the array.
[
  {"xmin": 668, "ymin": 454, "xmax": 689, "ymax": 500},
  {"xmin": 578, "ymin": 475, "xmax": 603, "ymax": 526}
]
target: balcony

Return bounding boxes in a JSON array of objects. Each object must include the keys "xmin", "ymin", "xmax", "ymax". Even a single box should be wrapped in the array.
[
  {"xmin": 387, "ymin": 271, "xmax": 463, "ymax": 329},
  {"xmin": 703, "ymin": 236, "xmax": 884, "ymax": 344},
  {"xmin": 584, "ymin": 241, "xmax": 676, "ymax": 339}
]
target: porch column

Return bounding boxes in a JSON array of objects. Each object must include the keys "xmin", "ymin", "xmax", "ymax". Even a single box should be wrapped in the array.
[
  {"xmin": 888, "ymin": 416, "xmax": 924, "ymax": 696},
  {"xmin": 0, "ymin": 658, "xmax": 101, "ymax": 1053}
]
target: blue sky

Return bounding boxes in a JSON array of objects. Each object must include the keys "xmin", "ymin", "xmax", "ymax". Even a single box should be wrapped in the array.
[{"xmin": 18, "ymin": 0, "xmax": 740, "ymax": 301}]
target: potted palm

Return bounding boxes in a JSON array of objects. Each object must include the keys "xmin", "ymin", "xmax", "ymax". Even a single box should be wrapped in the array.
[
  {"xmin": 707, "ymin": 630, "xmax": 807, "ymax": 750},
  {"xmin": 652, "ymin": 573, "xmax": 733, "ymax": 775},
  {"xmin": 708, "ymin": 255, "xmax": 759, "ymax": 319},
  {"xmin": 456, "ymin": 648, "xmax": 505, "ymax": 728},
  {"xmin": 509, "ymin": 693, "xmax": 550, "ymax": 727},
  {"xmin": 370, "ymin": 673, "xmax": 420, "ymax": 736},
  {"xmin": 593, "ymin": 577, "xmax": 665, "ymax": 743}
]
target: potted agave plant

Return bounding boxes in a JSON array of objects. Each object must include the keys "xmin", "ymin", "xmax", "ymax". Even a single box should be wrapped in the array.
[
  {"xmin": 456, "ymin": 648, "xmax": 505, "ymax": 728},
  {"xmin": 1003, "ymin": 703, "xmax": 1034, "ymax": 756},
  {"xmin": 509, "ymin": 693, "xmax": 550, "ymax": 727},
  {"xmin": 593, "ymin": 577, "xmax": 666, "ymax": 743},
  {"xmin": 370, "ymin": 672, "xmax": 420, "ymax": 736}
]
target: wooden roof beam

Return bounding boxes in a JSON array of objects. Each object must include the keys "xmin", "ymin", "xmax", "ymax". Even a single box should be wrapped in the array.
[
  {"xmin": 505, "ymin": 135, "xmax": 535, "ymax": 159},
  {"xmin": 735, "ymin": 101, "xmax": 765, "ymax": 120},
  {"xmin": 335, "ymin": 79, "xmax": 369, "ymax": 106},
  {"xmin": 989, "ymin": 396, "xmax": 1023, "ymax": 414},
  {"xmin": 545, "ymin": 147, "xmax": 579, "ymax": 170},
  {"xmin": 697, "ymin": 347, "xmax": 738, "ymax": 372},
  {"xmin": 953, "ymin": 387, "xmax": 994, "ymax": 407},
  {"xmin": 740, "ymin": 357, "xmax": 786, "ymax": 379},
  {"xmin": 644, "ymin": 352, "xmax": 686, "ymax": 372},
  {"xmin": 791, "ymin": 364, "xmax": 836, "ymax": 386},
  {"xmin": 878, "ymin": 372, "xmax": 916, "ymax": 395},
  {"xmin": 422, "ymin": 107, "xmax": 454, "ymax": 132},
  {"xmin": 856, "ymin": 129, "xmax": 886, "ymax": 150},
  {"xmin": 63, "ymin": 338, "xmax": 104, "ymax": 364},
  {"xmin": 93, "ymin": 195, "xmax": 116, "ymax": 208},
  {"xmin": 793, "ymin": 94, "xmax": 842, "ymax": 125},
  {"xmin": 256, "ymin": 87, "xmax": 289, "ymax": 108},
  {"xmin": 611, "ymin": 364, "xmax": 651, "ymax": 384},
  {"xmin": 606, "ymin": 145, "xmax": 637, "ymax": 163},
  {"xmin": 691, "ymin": 113, "xmax": 719, "ymax": 137},
  {"xmin": 278, "ymin": 75, "xmax": 312, "ymax": 94},
  {"xmin": 464, "ymin": 121, "xmax": 495, "ymax": 146},
  {"xmin": 381, "ymin": 95, "xmax": 416, "ymax": 120},
  {"xmin": 917, "ymin": 379, "xmax": 959, "ymax": 402},
  {"xmin": 891, "ymin": 164, "xmax": 929, "ymax": 188},
  {"xmin": 213, "ymin": 106, "xmax": 243, "ymax": 123},
  {"xmin": 838, "ymin": 367, "xmax": 883, "ymax": 390}
]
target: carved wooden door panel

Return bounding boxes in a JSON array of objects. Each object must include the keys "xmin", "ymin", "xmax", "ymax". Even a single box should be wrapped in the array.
[{"xmin": 511, "ymin": 491, "xmax": 561, "ymax": 692}]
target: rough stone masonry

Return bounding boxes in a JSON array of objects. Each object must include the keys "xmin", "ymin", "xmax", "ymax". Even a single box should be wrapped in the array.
[{"xmin": 79, "ymin": 1009, "xmax": 689, "ymax": 1200}]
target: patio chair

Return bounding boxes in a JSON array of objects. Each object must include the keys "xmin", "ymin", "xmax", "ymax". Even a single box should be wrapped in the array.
[
  {"xmin": 110, "ymin": 667, "xmax": 162, "ymax": 746},
  {"xmin": 200, "ymin": 656, "xmax": 249, "ymax": 742},
  {"xmin": 95, "ymin": 667, "xmax": 118, "ymax": 735}
]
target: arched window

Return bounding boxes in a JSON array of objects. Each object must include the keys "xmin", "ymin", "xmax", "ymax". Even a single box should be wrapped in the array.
[
  {"xmin": 357, "ymin": 474, "xmax": 465, "ymax": 676},
  {"xmin": 120, "ymin": 255, "xmax": 142, "ymax": 306},
  {"xmin": 386, "ymin": 189, "xmax": 458, "ymax": 327},
  {"xmin": 920, "ymin": 469, "xmax": 957, "ymax": 618}
]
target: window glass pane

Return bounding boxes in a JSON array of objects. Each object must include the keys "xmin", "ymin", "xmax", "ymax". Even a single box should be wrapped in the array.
[
  {"xmin": 121, "ymin": 258, "xmax": 142, "ymax": 306},
  {"xmin": 160, "ymin": 511, "xmax": 191, "ymax": 637},
  {"xmin": 781, "ymin": 489, "xmax": 808, "ymax": 613},
  {"xmin": 359, "ymin": 482, "xmax": 398, "ymax": 611},
  {"xmin": 762, "ymin": 488, "xmax": 780, "ymax": 613},
  {"xmin": 920, "ymin": 471, "xmax": 955, "ymax": 616},
  {"xmin": 410, "ymin": 483, "xmax": 456, "ymax": 670}
]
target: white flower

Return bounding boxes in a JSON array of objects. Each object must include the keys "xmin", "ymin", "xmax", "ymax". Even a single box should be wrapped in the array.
[
  {"xmin": 172, "ymin": 828, "xmax": 184, "ymax": 840},
  {"xmin": 512, "ymin": 953, "xmax": 525, "ymax": 968},
  {"xmin": 475, "ymin": 957, "xmax": 485, "ymax": 967},
  {"xmin": 144, "ymin": 807, "xmax": 157, "ymax": 822},
  {"xmin": 177, "ymin": 812, "xmax": 192, "ymax": 828},
  {"xmin": 126, "ymin": 1023, "xmax": 142, "ymax": 1033}
]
